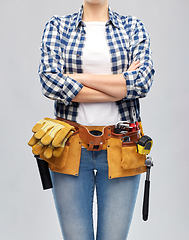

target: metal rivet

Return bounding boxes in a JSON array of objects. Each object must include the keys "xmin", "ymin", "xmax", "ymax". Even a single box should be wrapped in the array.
[
  {"xmin": 75, "ymin": 173, "xmax": 78, "ymax": 176},
  {"xmin": 107, "ymin": 145, "xmax": 110, "ymax": 148},
  {"xmin": 110, "ymin": 176, "xmax": 111, "ymax": 178}
]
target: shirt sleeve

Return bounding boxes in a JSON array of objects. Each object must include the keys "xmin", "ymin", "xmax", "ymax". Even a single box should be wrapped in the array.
[
  {"xmin": 123, "ymin": 18, "xmax": 155, "ymax": 99},
  {"xmin": 38, "ymin": 16, "xmax": 83, "ymax": 106}
]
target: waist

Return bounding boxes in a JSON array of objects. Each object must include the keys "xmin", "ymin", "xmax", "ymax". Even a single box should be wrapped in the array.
[
  {"xmin": 54, "ymin": 98, "xmax": 141, "ymax": 123},
  {"xmin": 56, "ymin": 117, "xmax": 141, "ymax": 151},
  {"xmin": 77, "ymin": 102, "xmax": 120, "ymax": 126}
]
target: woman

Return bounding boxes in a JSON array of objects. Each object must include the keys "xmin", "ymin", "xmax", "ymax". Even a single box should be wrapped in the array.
[{"xmin": 38, "ymin": 0, "xmax": 155, "ymax": 239}]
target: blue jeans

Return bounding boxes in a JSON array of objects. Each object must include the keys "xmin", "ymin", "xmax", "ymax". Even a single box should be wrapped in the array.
[{"xmin": 50, "ymin": 148, "xmax": 140, "ymax": 240}]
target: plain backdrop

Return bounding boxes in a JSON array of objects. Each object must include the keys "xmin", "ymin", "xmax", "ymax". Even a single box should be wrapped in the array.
[{"xmin": 0, "ymin": 0, "xmax": 189, "ymax": 239}]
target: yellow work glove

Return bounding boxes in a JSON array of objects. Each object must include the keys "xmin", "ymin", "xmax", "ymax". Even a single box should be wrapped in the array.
[
  {"xmin": 28, "ymin": 118, "xmax": 75, "ymax": 146},
  {"xmin": 32, "ymin": 130, "xmax": 74, "ymax": 159},
  {"xmin": 32, "ymin": 140, "xmax": 45, "ymax": 156},
  {"xmin": 32, "ymin": 141, "xmax": 54, "ymax": 159},
  {"xmin": 28, "ymin": 118, "xmax": 56, "ymax": 146},
  {"xmin": 28, "ymin": 118, "xmax": 75, "ymax": 158},
  {"xmin": 32, "ymin": 118, "xmax": 47, "ymax": 133},
  {"xmin": 53, "ymin": 130, "xmax": 74, "ymax": 157}
]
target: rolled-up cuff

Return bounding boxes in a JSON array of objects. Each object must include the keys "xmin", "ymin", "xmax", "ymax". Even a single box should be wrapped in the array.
[
  {"xmin": 61, "ymin": 77, "xmax": 83, "ymax": 105},
  {"xmin": 123, "ymin": 70, "xmax": 138, "ymax": 99}
]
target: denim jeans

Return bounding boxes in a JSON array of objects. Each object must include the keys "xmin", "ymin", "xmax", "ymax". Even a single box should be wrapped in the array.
[{"xmin": 50, "ymin": 148, "xmax": 140, "ymax": 240}]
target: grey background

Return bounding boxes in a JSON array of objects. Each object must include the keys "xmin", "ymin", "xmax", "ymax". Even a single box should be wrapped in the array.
[{"xmin": 0, "ymin": 0, "xmax": 189, "ymax": 239}]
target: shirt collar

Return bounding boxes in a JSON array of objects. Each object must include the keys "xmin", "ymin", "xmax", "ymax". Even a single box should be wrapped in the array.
[
  {"xmin": 74, "ymin": 5, "xmax": 120, "ymax": 30},
  {"xmin": 107, "ymin": 6, "xmax": 120, "ymax": 29}
]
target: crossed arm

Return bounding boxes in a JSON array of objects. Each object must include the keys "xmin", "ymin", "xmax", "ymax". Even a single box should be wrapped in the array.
[{"xmin": 64, "ymin": 60, "xmax": 141, "ymax": 103}]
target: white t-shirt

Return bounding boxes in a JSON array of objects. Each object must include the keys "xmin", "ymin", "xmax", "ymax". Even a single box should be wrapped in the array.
[{"xmin": 77, "ymin": 21, "xmax": 120, "ymax": 126}]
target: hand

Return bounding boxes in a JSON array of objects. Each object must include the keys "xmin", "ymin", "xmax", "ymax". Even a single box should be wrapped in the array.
[{"xmin": 127, "ymin": 60, "xmax": 141, "ymax": 71}]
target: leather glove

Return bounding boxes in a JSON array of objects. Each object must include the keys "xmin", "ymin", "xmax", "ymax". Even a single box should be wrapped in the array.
[{"xmin": 28, "ymin": 118, "xmax": 75, "ymax": 158}]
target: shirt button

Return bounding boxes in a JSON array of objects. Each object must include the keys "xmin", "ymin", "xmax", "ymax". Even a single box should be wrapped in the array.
[{"xmin": 77, "ymin": 54, "xmax": 80, "ymax": 57}]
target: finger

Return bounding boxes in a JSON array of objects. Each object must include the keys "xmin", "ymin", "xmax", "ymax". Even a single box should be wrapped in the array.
[
  {"xmin": 28, "ymin": 135, "xmax": 39, "ymax": 146},
  {"xmin": 133, "ymin": 62, "xmax": 141, "ymax": 69},
  {"xmin": 34, "ymin": 121, "xmax": 55, "ymax": 139},
  {"xmin": 32, "ymin": 142, "xmax": 45, "ymax": 156},
  {"xmin": 32, "ymin": 119, "xmax": 46, "ymax": 133},
  {"xmin": 128, "ymin": 60, "xmax": 141, "ymax": 71},
  {"xmin": 130, "ymin": 65, "xmax": 140, "ymax": 71},
  {"xmin": 44, "ymin": 145, "xmax": 53, "ymax": 159},
  {"xmin": 132, "ymin": 59, "xmax": 140, "ymax": 67},
  {"xmin": 129, "ymin": 61, "xmax": 137, "ymax": 68}
]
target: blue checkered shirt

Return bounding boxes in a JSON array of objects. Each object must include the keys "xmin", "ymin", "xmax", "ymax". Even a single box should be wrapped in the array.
[{"xmin": 39, "ymin": 5, "xmax": 155, "ymax": 123}]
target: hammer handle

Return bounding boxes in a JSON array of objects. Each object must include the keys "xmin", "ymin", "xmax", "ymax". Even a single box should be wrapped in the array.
[
  {"xmin": 143, "ymin": 180, "xmax": 150, "ymax": 221},
  {"xmin": 35, "ymin": 156, "xmax": 53, "ymax": 190}
]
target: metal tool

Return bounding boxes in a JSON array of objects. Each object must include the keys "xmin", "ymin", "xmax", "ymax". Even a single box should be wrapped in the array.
[
  {"xmin": 143, "ymin": 156, "xmax": 153, "ymax": 221},
  {"xmin": 122, "ymin": 136, "xmax": 131, "ymax": 142},
  {"xmin": 114, "ymin": 121, "xmax": 136, "ymax": 134},
  {"xmin": 115, "ymin": 121, "xmax": 130, "ymax": 131}
]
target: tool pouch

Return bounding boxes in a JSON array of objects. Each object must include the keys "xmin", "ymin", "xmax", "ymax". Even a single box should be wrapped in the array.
[
  {"xmin": 35, "ymin": 131, "xmax": 82, "ymax": 176},
  {"xmin": 107, "ymin": 130, "xmax": 146, "ymax": 179},
  {"xmin": 28, "ymin": 118, "xmax": 82, "ymax": 176},
  {"xmin": 121, "ymin": 141, "xmax": 146, "ymax": 170},
  {"xmin": 120, "ymin": 130, "xmax": 146, "ymax": 170},
  {"xmin": 45, "ymin": 133, "xmax": 82, "ymax": 176}
]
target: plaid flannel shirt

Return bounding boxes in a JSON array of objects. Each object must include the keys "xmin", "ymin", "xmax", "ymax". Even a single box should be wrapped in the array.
[{"xmin": 39, "ymin": 5, "xmax": 155, "ymax": 123}]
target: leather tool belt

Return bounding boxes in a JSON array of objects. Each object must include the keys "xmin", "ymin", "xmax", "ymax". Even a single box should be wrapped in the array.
[
  {"xmin": 57, "ymin": 117, "xmax": 112, "ymax": 151},
  {"xmin": 56, "ymin": 117, "xmax": 141, "ymax": 151},
  {"xmin": 28, "ymin": 117, "xmax": 147, "ymax": 179},
  {"xmin": 55, "ymin": 117, "xmax": 146, "ymax": 178}
]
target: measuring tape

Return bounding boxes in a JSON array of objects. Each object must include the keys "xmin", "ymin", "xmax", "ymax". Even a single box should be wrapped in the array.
[{"xmin": 136, "ymin": 135, "xmax": 153, "ymax": 155}]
